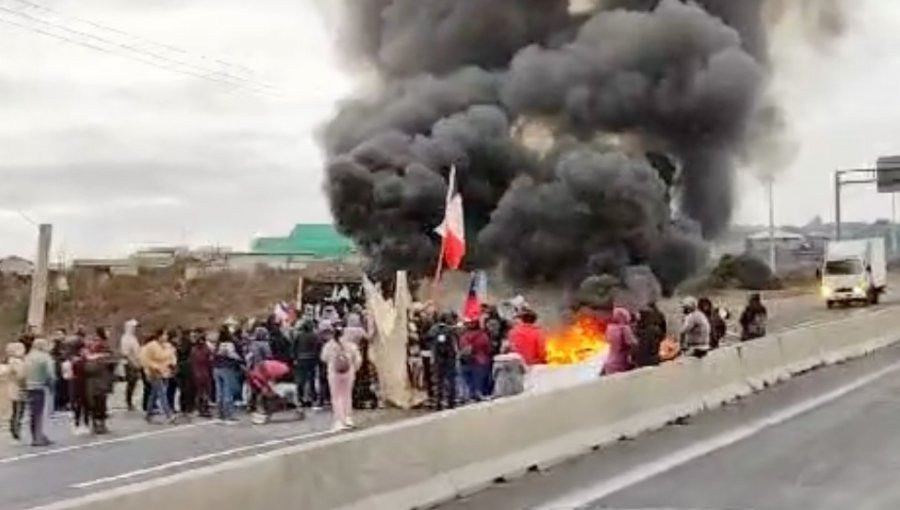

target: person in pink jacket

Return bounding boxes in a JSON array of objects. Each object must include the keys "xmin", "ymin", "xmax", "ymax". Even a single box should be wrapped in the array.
[
  {"xmin": 321, "ymin": 328, "xmax": 362, "ymax": 431},
  {"xmin": 602, "ymin": 308, "xmax": 637, "ymax": 376}
]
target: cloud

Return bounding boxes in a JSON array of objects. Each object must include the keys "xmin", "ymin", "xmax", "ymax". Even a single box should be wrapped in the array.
[{"xmin": 0, "ymin": 0, "xmax": 348, "ymax": 257}]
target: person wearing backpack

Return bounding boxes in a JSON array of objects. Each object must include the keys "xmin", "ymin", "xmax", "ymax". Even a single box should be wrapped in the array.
[
  {"xmin": 740, "ymin": 293, "xmax": 768, "ymax": 342},
  {"xmin": 321, "ymin": 326, "xmax": 361, "ymax": 431}
]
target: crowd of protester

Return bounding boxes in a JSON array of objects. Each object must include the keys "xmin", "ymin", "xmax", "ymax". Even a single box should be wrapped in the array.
[{"xmin": 4, "ymin": 289, "xmax": 768, "ymax": 447}]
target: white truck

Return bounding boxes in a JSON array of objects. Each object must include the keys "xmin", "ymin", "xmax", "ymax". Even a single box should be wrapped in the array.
[{"xmin": 821, "ymin": 238, "xmax": 887, "ymax": 308}]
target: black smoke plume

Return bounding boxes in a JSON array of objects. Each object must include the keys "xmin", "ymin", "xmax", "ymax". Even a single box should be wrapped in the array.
[{"xmin": 323, "ymin": 0, "xmax": 779, "ymax": 295}]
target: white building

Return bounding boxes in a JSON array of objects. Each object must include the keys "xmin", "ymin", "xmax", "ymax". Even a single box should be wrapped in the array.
[{"xmin": 0, "ymin": 256, "xmax": 34, "ymax": 276}]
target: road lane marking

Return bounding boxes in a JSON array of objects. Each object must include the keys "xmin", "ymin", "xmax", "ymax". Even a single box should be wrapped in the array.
[
  {"xmin": 71, "ymin": 429, "xmax": 337, "ymax": 489},
  {"xmin": 538, "ymin": 356, "xmax": 900, "ymax": 510},
  {"xmin": 0, "ymin": 421, "xmax": 219, "ymax": 464}
]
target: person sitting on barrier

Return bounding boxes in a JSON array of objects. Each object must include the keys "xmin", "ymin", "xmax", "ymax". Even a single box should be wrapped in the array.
[
  {"xmin": 698, "ymin": 297, "xmax": 727, "ymax": 350},
  {"xmin": 492, "ymin": 341, "xmax": 526, "ymax": 398},
  {"xmin": 679, "ymin": 297, "xmax": 711, "ymax": 358},
  {"xmin": 602, "ymin": 308, "xmax": 638, "ymax": 376},
  {"xmin": 740, "ymin": 293, "xmax": 768, "ymax": 342}
]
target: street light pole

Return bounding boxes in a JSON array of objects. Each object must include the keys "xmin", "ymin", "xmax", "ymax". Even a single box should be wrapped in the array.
[
  {"xmin": 768, "ymin": 177, "xmax": 776, "ymax": 273},
  {"xmin": 835, "ymin": 170, "xmax": 842, "ymax": 241}
]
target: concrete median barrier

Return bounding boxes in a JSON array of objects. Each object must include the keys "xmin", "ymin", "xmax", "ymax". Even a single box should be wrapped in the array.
[
  {"xmin": 737, "ymin": 335, "xmax": 790, "ymax": 390},
  {"xmin": 35, "ymin": 309, "xmax": 900, "ymax": 510}
]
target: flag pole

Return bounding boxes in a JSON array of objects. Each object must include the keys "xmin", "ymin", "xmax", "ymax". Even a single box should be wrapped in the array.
[{"xmin": 431, "ymin": 165, "xmax": 456, "ymax": 300}]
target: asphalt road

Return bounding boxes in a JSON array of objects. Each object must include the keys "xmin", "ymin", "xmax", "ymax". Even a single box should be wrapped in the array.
[
  {"xmin": 3, "ymin": 286, "xmax": 896, "ymax": 510},
  {"xmin": 0, "ymin": 407, "xmax": 407, "ymax": 510},
  {"xmin": 440, "ymin": 317, "xmax": 900, "ymax": 510}
]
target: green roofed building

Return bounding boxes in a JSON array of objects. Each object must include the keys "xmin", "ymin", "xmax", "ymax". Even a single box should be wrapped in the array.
[{"xmin": 251, "ymin": 224, "xmax": 356, "ymax": 259}]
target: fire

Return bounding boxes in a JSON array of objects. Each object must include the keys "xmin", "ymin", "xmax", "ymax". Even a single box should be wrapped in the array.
[{"xmin": 546, "ymin": 313, "xmax": 609, "ymax": 365}]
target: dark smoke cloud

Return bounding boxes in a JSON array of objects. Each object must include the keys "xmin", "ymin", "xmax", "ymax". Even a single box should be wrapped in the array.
[
  {"xmin": 340, "ymin": 0, "xmax": 571, "ymax": 77},
  {"xmin": 323, "ymin": 0, "xmax": 774, "ymax": 293},
  {"xmin": 502, "ymin": 0, "xmax": 764, "ymax": 237},
  {"xmin": 326, "ymin": 105, "xmax": 535, "ymax": 279}
]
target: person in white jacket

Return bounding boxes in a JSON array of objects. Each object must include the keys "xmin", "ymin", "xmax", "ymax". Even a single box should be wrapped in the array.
[{"xmin": 120, "ymin": 319, "xmax": 141, "ymax": 411}]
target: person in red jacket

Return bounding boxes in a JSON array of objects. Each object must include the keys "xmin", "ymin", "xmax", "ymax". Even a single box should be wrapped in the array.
[
  {"xmin": 459, "ymin": 317, "xmax": 493, "ymax": 401},
  {"xmin": 509, "ymin": 309, "xmax": 547, "ymax": 366}
]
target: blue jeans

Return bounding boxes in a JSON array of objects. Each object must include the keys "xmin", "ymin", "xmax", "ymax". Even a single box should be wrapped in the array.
[
  {"xmin": 462, "ymin": 364, "xmax": 490, "ymax": 401},
  {"xmin": 147, "ymin": 378, "xmax": 173, "ymax": 419},
  {"xmin": 214, "ymin": 367, "xmax": 237, "ymax": 420}
]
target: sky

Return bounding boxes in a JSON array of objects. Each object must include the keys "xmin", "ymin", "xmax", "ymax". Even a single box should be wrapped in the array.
[{"xmin": 1, "ymin": 0, "xmax": 899, "ymax": 260}]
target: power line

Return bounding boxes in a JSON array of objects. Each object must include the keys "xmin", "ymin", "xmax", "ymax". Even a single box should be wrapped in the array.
[
  {"xmin": 0, "ymin": 5, "xmax": 272, "ymax": 92},
  {"xmin": 0, "ymin": 4, "xmax": 281, "ymax": 97},
  {"xmin": 8, "ymin": 0, "xmax": 255, "ymax": 78},
  {"xmin": 0, "ymin": 15, "xmax": 260, "ymax": 95}
]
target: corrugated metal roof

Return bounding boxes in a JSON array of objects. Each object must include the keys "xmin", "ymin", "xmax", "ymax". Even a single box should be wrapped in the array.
[{"xmin": 251, "ymin": 224, "xmax": 355, "ymax": 258}]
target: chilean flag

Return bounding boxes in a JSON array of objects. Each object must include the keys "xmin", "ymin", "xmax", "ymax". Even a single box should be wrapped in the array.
[
  {"xmin": 435, "ymin": 165, "xmax": 466, "ymax": 271},
  {"xmin": 463, "ymin": 270, "xmax": 486, "ymax": 320}
]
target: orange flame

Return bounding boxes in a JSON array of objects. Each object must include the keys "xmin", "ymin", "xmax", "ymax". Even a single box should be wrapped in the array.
[{"xmin": 546, "ymin": 313, "xmax": 609, "ymax": 366}]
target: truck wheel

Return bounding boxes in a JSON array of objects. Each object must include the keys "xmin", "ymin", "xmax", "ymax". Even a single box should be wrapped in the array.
[{"xmin": 871, "ymin": 291, "xmax": 881, "ymax": 305}]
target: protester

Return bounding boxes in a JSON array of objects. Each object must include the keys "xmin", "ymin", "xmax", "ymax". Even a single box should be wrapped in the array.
[
  {"xmin": 23, "ymin": 338, "xmax": 55, "ymax": 446},
  {"xmin": 698, "ymin": 297, "xmax": 727, "ymax": 350},
  {"xmin": 190, "ymin": 331, "xmax": 214, "ymax": 418},
  {"xmin": 120, "ymin": 319, "xmax": 142, "ymax": 411},
  {"xmin": 292, "ymin": 320, "xmax": 321, "ymax": 408},
  {"xmin": 247, "ymin": 359, "xmax": 291, "ymax": 424},
  {"xmin": 353, "ymin": 337, "xmax": 379, "ymax": 409},
  {"xmin": 84, "ymin": 338, "xmax": 116, "ymax": 434},
  {"xmin": 740, "ymin": 293, "xmax": 769, "ymax": 341},
  {"xmin": 50, "ymin": 329, "xmax": 68, "ymax": 412},
  {"xmin": 492, "ymin": 342, "xmax": 527, "ymax": 398},
  {"xmin": 459, "ymin": 317, "xmax": 492, "ymax": 401},
  {"xmin": 483, "ymin": 309, "xmax": 508, "ymax": 356},
  {"xmin": 680, "ymin": 297, "xmax": 711, "ymax": 358},
  {"xmin": 175, "ymin": 330, "xmax": 196, "ymax": 415},
  {"xmin": 212, "ymin": 326, "xmax": 243, "ymax": 423},
  {"xmin": 321, "ymin": 325, "xmax": 362, "ymax": 431},
  {"xmin": 602, "ymin": 308, "xmax": 637, "ymax": 376},
  {"xmin": 634, "ymin": 302, "xmax": 667, "ymax": 367},
  {"xmin": 5, "ymin": 342, "xmax": 27, "ymax": 443},
  {"xmin": 428, "ymin": 313, "xmax": 459, "ymax": 410},
  {"xmin": 247, "ymin": 327, "xmax": 273, "ymax": 412},
  {"xmin": 69, "ymin": 338, "xmax": 91, "ymax": 435},
  {"xmin": 140, "ymin": 329, "xmax": 176, "ymax": 424},
  {"xmin": 509, "ymin": 309, "xmax": 547, "ymax": 366},
  {"xmin": 164, "ymin": 329, "xmax": 179, "ymax": 412},
  {"xmin": 342, "ymin": 313, "xmax": 368, "ymax": 346}
]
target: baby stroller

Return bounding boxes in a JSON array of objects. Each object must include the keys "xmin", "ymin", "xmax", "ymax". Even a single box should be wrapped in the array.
[{"xmin": 247, "ymin": 360, "xmax": 305, "ymax": 424}]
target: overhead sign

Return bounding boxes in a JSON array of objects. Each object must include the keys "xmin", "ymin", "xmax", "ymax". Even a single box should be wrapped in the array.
[{"xmin": 877, "ymin": 156, "xmax": 900, "ymax": 193}]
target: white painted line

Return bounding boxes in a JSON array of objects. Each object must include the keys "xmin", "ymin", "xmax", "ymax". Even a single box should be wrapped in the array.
[
  {"xmin": 0, "ymin": 421, "xmax": 219, "ymax": 464},
  {"xmin": 538, "ymin": 357, "xmax": 900, "ymax": 510},
  {"xmin": 72, "ymin": 429, "xmax": 337, "ymax": 489}
]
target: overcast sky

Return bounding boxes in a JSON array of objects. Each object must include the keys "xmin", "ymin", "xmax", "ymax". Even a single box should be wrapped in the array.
[{"xmin": 1, "ymin": 0, "xmax": 899, "ymax": 260}]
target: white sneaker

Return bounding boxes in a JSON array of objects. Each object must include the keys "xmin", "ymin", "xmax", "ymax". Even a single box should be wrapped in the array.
[
  {"xmin": 330, "ymin": 423, "xmax": 346, "ymax": 432},
  {"xmin": 343, "ymin": 417, "xmax": 355, "ymax": 428},
  {"xmin": 74, "ymin": 426, "xmax": 90, "ymax": 436}
]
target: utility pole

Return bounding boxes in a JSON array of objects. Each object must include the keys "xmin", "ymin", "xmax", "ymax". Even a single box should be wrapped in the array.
[
  {"xmin": 27, "ymin": 224, "xmax": 52, "ymax": 334},
  {"xmin": 767, "ymin": 177, "xmax": 776, "ymax": 273}
]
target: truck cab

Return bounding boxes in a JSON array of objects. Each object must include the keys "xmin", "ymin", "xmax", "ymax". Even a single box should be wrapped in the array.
[{"xmin": 821, "ymin": 238, "xmax": 886, "ymax": 308}]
